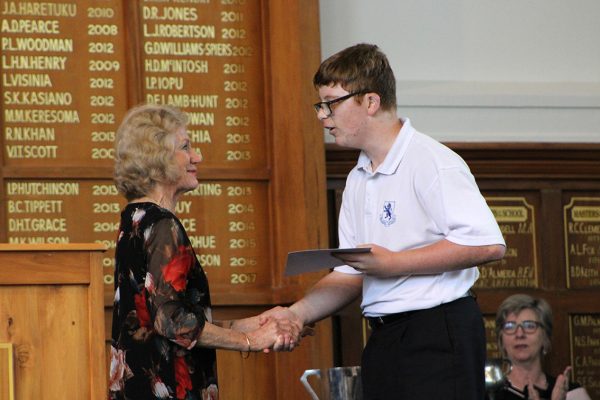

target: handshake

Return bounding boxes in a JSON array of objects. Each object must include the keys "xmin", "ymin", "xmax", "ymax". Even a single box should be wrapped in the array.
[{"xmin": 234, "ymin": 306, "xmax": 315, "ymax": 354}]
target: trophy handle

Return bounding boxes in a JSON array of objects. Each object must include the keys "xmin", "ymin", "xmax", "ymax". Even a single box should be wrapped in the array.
[{"xmin": 300, "ymin": 369, "xmax": 321, "ymax": 400}]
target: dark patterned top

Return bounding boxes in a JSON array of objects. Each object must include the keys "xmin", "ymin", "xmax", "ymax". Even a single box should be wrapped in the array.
[
  {"xmin": 487, "ymin": 375, "xmax": 582, "ymax": 399},
  {"xmin": 109, "ymin": 202, "xmax": 218, "ymax": 400}
]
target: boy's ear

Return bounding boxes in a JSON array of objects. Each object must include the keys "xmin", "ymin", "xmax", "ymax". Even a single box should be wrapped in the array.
[{"xmin": 366, "ymin": 93, "xmax": 381, "ymax": 114}]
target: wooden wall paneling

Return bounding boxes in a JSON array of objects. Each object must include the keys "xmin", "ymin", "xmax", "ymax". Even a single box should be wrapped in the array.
[
  {"xmin": 267, "ymin": 0, "xmax": 329, "ymax": 296},
  {"xmin": 0, "ymin": 244, "xmax": 106, "ymax": 399},
  {"xmin": 122, "ymin": 0, "xmax": 143, "ymax": 106},
  {"xmin": 445, "ymin": 143, "xmax": 600, "ymax": 179},
  {"xmin": 539, "ymin": 188, "xmax": 565, "ymax": 290},
  {"xmin": 0, "ymin": 1, "xmax": 332, "ymax": 398},
  {"xmin": 265, "ymin": 0, "xmax": 334, "ymax": 398},
  {"xmin": 0, "ymin": 343, "xmax": 15, "ymax": 400},
  {"xmin": 0, "ymin": 159, "xmax": 5, "ymax": 243},
  {"xmin": 212, "ymin": 305, "xmax": 277, "ymax": 400}
]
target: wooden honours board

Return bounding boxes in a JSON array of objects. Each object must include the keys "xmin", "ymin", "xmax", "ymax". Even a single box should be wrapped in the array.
[
  {"xmin": 0, "ymin": 0, "xmax": 340, "ymax": 400},
  {"xmin": 474, "ymin": 196, "xmax": 540, "ymax": 289},
  {"xmin": 4, "ymin": 179, "xmax": 270, "ymax": 303},
  {"xmin": 1, "ymin": 1, "xmax": 128, "ymax": 166},
  {"xmin": 1, "ymin": 1, "xmax": 331, "ymax": 398},
  {"xmin": 0, "ymin": 0, "xmax": 327, "ymax": 308},
  {"xmin": 139, "ymin": 0, "xmax": 268, "ymax": 169},
  {"xmin": 563, "ymin": 196, "xmax": 600, "ymax": 288}
]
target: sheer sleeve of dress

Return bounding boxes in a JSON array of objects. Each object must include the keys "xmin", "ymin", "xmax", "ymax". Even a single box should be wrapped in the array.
[{"xmin": 143, "ymin": 216, "xmax": 208, "ymax": 349}]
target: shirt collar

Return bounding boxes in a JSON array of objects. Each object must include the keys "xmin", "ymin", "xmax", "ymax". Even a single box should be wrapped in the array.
[{"xmin": 357, "ymin": 118, "xmax": 415, "ymax": 175}]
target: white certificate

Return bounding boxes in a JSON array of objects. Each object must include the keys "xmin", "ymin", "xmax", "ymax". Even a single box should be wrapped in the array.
[{"xmin": 284, "ymin": 247, "xmax": 371, "ymax": 276}]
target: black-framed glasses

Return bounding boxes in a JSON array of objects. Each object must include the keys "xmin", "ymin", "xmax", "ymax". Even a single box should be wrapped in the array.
[
  {"xmin": 502, "ymin": 320, "xmax": 541, "ymax": 335},
  {"xmin": 313, "ymin": 91, "xmax": 365, "ymax": 118}
]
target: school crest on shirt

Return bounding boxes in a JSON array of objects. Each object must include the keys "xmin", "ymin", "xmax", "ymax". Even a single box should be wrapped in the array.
[{"xmin": 379, "ymin": 201, "xmax": 396, "ymax": 226}]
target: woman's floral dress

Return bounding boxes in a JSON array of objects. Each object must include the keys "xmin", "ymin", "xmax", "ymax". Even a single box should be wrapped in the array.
[{"xmin": 109, "ymin": 202, "xmax": 218, "ymax": 399}]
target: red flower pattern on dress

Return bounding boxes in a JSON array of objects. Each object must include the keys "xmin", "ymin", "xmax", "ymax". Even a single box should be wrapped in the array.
[
  {"xmin": 162, "ymin": 245, "xmax": 193, "ymax": 292},
  {"xmin": 111, "ymin": 205, "xmax": 217, "ymax": 396},
  {"xmin": 175, "ymin": 355, "xmax": 193, "ymax": 399},
  {"xmin": 134, "ymin": 290, "xmax": 151, "ymax": 328}
]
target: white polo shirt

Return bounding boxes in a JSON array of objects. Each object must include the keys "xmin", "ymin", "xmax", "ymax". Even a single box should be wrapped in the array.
[{"xmin": 334, "ymin": 118, "xmax": 505, "ymax": 316}]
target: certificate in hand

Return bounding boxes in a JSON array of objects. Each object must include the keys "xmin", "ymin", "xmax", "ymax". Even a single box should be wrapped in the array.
[{"xmin": 284, "ymin": 247, "xmax": 371, "ymax": 276}]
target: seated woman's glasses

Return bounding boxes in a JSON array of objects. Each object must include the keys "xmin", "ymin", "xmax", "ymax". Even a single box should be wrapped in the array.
[{"xmin": 502, "ymin": 320, "xmax": 541, "ymax": 335}]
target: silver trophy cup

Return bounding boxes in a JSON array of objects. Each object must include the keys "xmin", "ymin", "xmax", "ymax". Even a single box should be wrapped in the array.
[
  {"xmin": 301, "ymin": 366, "xmax": 363, "ymax": 400},
  {"xmin": 485, "ymin": 358, "xmax": 512, "ymax": 400}
]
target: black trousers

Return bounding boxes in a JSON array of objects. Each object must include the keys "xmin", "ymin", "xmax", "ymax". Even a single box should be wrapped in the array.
[{"xmin": 362, "ymin": 296, "xmax": 486, "ymax": 400}]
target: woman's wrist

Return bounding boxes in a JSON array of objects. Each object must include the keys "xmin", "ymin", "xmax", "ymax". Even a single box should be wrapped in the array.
[
  {"xmin": 230, "ymin": 316, "xmax": 260, "ymax": 333},
  {"xmin": 240, "ymin": 331, "xmax": 251, "ymax": 358}
]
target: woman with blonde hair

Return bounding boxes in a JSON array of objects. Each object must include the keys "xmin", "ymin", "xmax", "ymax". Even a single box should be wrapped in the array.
[{"xmin": 108, "ymin": 104, "xmax": 299, "ymax": 399}]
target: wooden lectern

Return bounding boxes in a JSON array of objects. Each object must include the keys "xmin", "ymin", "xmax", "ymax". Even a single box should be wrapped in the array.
[{"xmin": 0, "ymin": 244, "xmax": 106, "ymax": 400}]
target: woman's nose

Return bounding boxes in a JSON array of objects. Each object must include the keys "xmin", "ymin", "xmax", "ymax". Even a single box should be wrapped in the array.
[{"xmin": 192, "ymin": 148, "xmax": 203, "ymax": 163}]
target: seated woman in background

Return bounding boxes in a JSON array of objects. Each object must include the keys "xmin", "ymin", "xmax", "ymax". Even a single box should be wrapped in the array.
[{"xmin": 490, "ymin": 294, "xmax": 591, "ymax": 400}]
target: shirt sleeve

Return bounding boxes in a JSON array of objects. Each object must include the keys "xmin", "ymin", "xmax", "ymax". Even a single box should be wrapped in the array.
[
  {"xmin": 421, "ymin": 166, "xmax": 505, "ymax": 246},
  {"xmin": 145, "ymin": 217, "xmax": 206, "ymax": 349},
  {"xmin": 334, "ymin": 185, "xmax": 363, "ymax": 275}
]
